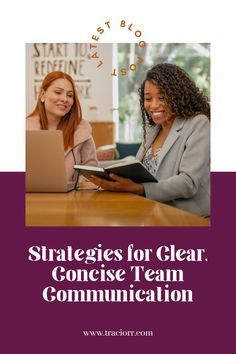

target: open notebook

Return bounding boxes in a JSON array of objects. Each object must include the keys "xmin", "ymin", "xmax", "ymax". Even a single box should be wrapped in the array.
[
  {"xmin": 74, "ymin": 159, "xmax": 157, "ymax": 183},
  {"xmin": 26, "ymin": 130, "xmax": 75, "ymax": 192}
]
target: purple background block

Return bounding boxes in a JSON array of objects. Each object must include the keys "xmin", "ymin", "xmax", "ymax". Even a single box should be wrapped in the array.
[{"xmin": 1, "ymin": 172, "xmax": 234, "ymax": 353}]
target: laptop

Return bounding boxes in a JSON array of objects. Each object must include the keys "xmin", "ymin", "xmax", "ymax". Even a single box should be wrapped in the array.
[{"xmin": 26, "ymin": 130, "xmax": 75, "ymax": 192}]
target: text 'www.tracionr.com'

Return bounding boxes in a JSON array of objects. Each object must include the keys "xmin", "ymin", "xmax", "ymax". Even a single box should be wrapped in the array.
[{"xmin": 83, "ymin": 330, "xmax": 154, "ymax": 337}]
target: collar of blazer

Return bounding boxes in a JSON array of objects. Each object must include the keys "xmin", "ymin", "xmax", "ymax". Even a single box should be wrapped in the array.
[{"xmin": 143, "ymin": 117, "xmax": 187, "ymax": 164}]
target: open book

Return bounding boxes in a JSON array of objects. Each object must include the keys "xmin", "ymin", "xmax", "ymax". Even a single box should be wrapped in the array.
[{"xmin": 74, "ymin": 159, "xmax": 157, "ymax": 183}]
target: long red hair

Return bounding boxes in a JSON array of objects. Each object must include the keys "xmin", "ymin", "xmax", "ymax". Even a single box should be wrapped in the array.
[{"xmin": 27, "ymin": 71, "xmax": 82, "ymax": 150}]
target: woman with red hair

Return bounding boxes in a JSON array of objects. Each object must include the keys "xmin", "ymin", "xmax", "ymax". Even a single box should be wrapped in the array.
[{"xmin": 26, "ymin": 71, "xmax": 97, "ymax": 182}]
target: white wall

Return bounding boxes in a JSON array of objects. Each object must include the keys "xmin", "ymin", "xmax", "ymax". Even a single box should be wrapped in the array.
[{"xmin": 26, "ymin": 43, "xmax": 113, "ymax": 121}]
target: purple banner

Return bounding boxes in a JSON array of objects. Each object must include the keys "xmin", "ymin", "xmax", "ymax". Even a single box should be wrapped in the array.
[{"xmin": 1, "ymin": 172, "xmax": 234, "ymax": 353}]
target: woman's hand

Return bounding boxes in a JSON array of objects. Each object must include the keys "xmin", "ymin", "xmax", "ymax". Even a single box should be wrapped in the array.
[{"xmin": 89, "ymin": 173, "xmax": 145, "ymax": 196}]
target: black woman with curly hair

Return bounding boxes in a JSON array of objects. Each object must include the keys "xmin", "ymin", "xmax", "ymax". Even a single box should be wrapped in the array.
[{"xmin": 90, "ymin": 63, "xmax": 210, "ymax": 217}]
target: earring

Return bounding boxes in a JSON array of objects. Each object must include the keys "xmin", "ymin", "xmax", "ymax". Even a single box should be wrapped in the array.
[{"xmin": 41, "ymin": 98, "xmax": 45, "ymax": 103}]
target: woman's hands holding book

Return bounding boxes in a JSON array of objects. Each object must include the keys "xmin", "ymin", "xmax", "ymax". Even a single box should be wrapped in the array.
[{"xmin": 90, "ymin": 173, "xmax": 145, "ymax": 196}]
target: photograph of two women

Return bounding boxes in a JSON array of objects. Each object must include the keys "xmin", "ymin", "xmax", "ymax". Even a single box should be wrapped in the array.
[{"xmin": 25, "ymin": 43, "xmax": 210, "ymax": 227}]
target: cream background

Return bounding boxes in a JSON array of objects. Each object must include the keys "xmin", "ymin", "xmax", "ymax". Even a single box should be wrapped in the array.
[{"xmin": 0, "ymin": 0, "xmax": 235, "ymax": 171}]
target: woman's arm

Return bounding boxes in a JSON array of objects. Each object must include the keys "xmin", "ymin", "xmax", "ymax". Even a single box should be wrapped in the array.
[
  {"xmin": 143, "ymin": 116, "xmax": 210, "ymax": 202},
  {"xmin": 79, "ymin": 138, "xmax": 98, "ymax": 166},
  {"xmin": 90, "ymin": 173, "xmax": 145, "ymax": 195}
]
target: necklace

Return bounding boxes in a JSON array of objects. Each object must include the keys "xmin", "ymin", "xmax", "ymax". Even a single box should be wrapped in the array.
[{"xmin": 151, "ymin": 146, "xmax": 161, "ymax": 160}]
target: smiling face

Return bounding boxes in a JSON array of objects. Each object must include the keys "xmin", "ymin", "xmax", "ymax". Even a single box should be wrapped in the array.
[
  {"xmin": 41, "ymin": 78, "xmax": 74, "ymax": 119},
  {"xmin": 144, "ymin": 80, "xmax": 174, "ymax": 126}
]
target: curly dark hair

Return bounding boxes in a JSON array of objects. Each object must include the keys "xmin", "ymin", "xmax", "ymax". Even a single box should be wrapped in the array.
[{"xmin": 139, "ymin": 63, "xmax": 210, "ymax": 137}]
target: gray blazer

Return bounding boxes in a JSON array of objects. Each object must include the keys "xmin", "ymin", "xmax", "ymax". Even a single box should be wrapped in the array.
[{"xmin": 136, "ymin": 114, "xmax": 210, "ymax": 217}]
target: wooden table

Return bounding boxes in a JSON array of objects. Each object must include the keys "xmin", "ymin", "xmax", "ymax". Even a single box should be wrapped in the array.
[{"xmin": 26, "ymin": 189, "xmax": 210, "ymax": 227}]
